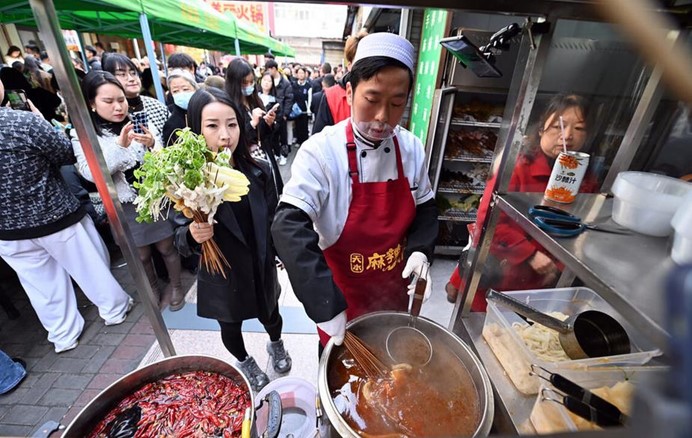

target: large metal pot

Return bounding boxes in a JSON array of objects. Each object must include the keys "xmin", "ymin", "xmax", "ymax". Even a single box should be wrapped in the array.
[
  {"xmin": 318, "ymin": 311, "xmax": 494, "ymax": 437},
  {"xmin": 64, "ymin": 354, "xmax": 280, "ymax": 437}
]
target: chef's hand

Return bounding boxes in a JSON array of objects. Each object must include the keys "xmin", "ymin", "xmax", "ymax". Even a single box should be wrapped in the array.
[
  {"xmin": 317, "ymin": 310, "xmax": 346, "ymax": 346},
  {"xmin": 402, "ymin": 251, "xmax": 432, "ymax": 302},
  {"xmin": 190, "ymin": 222, "xmax": 214, "ymax": 244}
]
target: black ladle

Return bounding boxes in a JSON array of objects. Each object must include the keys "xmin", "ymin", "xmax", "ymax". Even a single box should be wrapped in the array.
[{"xmin": 486, "ymin": 289, "xmax": 631, "ymax": 359}]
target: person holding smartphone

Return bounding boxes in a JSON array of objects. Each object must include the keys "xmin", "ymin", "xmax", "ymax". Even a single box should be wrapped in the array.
[
  {"xmin": 259, "ymin": 71, "xmax": 282, "ymax": 165},
  {"xmin": 225, "ymin": 58, "xmax": 283, "ymax": 195},
  {"xmin": 71, "ymin": 71, "xmax": 185, "ymax": 312}
]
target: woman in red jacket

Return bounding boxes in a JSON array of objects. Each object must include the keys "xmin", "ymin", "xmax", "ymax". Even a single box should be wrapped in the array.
[{"xmin": 447, "ymin": 94, "xmax": 599, "ymax": 310}]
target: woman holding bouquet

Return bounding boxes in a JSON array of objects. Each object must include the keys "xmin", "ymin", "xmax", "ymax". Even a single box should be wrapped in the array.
[
  {"xmin": 173, "ymin": 87, "xmax": 291, "ymax": 392},
  {"xmin": 71, "ymin": 71, "xmax": 185, "ymax": 311}
]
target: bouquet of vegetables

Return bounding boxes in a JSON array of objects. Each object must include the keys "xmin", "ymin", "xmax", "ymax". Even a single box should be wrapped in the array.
[{"xmin": 133, "ymin": 128, "xmax": 250, "ymax": 277}]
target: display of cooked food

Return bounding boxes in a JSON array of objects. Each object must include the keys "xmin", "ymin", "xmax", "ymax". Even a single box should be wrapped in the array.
[
  {"xmin": 445, "ymin": 129, "xmax": 497, "ymax": 159},
  {"xmin": 328, "ymin": 334, "xmax": 481, "ymax": 437},
  {"xmin": 453, "ymin": 99, "xmax": 505, "ymax": 123},
  {"xmin": 436, "ymin": 194, "xmax": 481, "ymax": 218},
  {"xmin": 88, "ymin": 371, "xmax": 251, "ymax": 437}
]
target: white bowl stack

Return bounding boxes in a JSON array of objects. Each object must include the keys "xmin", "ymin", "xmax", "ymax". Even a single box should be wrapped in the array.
[{"xmin": 611, "ymin": 172, "xmax": 691, "ymax": 237}]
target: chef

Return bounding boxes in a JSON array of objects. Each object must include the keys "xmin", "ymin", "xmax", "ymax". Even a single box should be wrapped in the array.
[{"xmin": 271, "ymin": 32, "xmax": 438, "ymax": 348}]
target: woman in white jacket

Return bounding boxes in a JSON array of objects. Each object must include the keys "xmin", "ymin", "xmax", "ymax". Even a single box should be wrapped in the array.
[{"xmin": 72, "ymin": 71, "xmax": 185, "ymax": 310}]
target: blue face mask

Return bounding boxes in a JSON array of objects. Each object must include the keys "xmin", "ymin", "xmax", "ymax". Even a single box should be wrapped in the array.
[
  {"xmin": 242, "ymin": 85, "xmax": 255, "ymax": 96},
  {"xmin": 173, "ymin": 91, "xmax": 194, "ymax": 110}
]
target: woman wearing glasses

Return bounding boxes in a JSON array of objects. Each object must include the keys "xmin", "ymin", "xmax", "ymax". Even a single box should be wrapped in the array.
[{"xmin": 102, "ymin": 53, "xmax": 169, "ymax": 145}]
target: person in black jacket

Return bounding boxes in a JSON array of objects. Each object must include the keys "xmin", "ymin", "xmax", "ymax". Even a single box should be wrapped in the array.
[
  {"xmin": 291, "ymin": 66, "xmax": 311, "ymax": 146},
  {"xmin": 225, "ymin": 58, "xmax": 283, "ymax": 195},
  {"xmin": 173, "ymin": 88, "xmax": 291, "ymax": 391},
  {"xmin": 162, "ymin": 69, "xmax": 198, "ymax": 146},
  {"xmin": 264, "ymin": 59, "xmax": 294, "ymax": 161}
]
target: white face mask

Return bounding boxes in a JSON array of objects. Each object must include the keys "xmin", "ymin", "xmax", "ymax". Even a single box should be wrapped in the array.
[
  {"xmin": 352, "ymin": 119, "xmax": 395, "ymax": 143},
  {"xmin": 173, "ymin": 91, "xmax": 194, "ymax": 110}
]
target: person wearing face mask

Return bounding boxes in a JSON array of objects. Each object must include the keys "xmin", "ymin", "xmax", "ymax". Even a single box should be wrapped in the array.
[
  {"xmin": 162, "ymin": 69, "xmax": 199, "ymax": 146},
  {"xmin": 271, "ymin": 33, "xmax": 439, "ymax": 350},
  {"xmin": 445, "ymin": 94, "xmax": 599, "ymax": 309},
  {"xmin": 72, "ymin": 71, "xmax": 185, "ymax": 312},
  {"xmin": 172, "ymin": 88, "xmax": 291, "ymax": 391},
  {"xmin": 225, "ymin": 58, "xmax": 282, "ymax": 196}
]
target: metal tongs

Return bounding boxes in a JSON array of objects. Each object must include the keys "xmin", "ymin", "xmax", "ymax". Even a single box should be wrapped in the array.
[{"xmin": 531, "ymin": 364, "xmax": 628, "ymax": 427}]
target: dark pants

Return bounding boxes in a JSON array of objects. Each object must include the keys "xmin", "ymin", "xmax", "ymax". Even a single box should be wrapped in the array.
[
  {"xmin": 218, "ymin": 307, "xmax": 283, "ymax": 361},
  {"xmin": 279, "ymin": 116, "xmax": 289, "ymax": 156},
  {"xmin": 294, "ymin": 113, "xmax": 309, "ymax": 145}
]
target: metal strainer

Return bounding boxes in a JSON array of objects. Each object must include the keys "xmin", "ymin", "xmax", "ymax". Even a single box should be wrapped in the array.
[{"xmin": 385, "ymin": 262, "xmax": 433, "ymax": 367}]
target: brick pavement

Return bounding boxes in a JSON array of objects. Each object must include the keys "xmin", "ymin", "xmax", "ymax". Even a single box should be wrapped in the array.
[{"xmin": 0, "ymin": 252, "xmax": 194, "ymax": 437}]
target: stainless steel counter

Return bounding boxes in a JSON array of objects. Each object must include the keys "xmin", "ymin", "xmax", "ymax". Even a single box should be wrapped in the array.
[{"xmin": 495, "ymin": 192, "xmax": 672, "ymax": 349}]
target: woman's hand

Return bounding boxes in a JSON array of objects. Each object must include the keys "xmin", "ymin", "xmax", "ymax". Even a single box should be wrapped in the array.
[
  {"xmin": 130, "ymin": 125, "xmax": 155, "ymax": 148},
  {"xmin": 118, "ymin": 123, "xmax": 134, "ymax": 148},
  {"xmin": 263, "ymin": 109, "xmax": 276, "ymax": 126},
  {"xmin": 26, "ymin": 99, "xmax": 43, "ymax": 117},
  {"xmin": 528, "ymin": 251, "xmax": 558, "ymax": 276},
  {"xmin": 189, "ymin": 222, "xmax": 214, "ymax": 244},
  {"xmin": 250, "ymin": 107, "xmax": 265, "ymax": 128}
]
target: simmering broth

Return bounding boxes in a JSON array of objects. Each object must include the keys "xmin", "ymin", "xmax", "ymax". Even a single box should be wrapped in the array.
[{"xmin": 328, "ymin": 329, "xmax": 481, "ymax": 437}]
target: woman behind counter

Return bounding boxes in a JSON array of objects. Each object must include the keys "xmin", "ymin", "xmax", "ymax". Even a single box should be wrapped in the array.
[
  {"xmin": 174, "ymin": 87, "xmax": 291, "ymax": 392},
  {"xmin": 447, "ymin": 94, "xmax": 599, "ymax": 309}
]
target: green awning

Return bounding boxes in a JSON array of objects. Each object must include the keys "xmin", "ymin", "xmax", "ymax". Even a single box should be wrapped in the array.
[{"xmin": 0, "ymin": 0, "xmax": 294, "ymax": 56}]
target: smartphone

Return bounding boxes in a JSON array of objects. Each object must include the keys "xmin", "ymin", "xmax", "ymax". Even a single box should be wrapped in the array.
[
  {"xmin": 440, "ymin": 35, "xmax": 502, "ymax": 78},
  {"xmin": 6, "ymin": 89, "xmax": 30, "ymax": 111},
  {"xmin": 267, "ymin": 102, "xmax": 280, "ymax": 115},
  {"xmin": 130, "ymin": 111, "xmax": 148, "ymax": 134}
]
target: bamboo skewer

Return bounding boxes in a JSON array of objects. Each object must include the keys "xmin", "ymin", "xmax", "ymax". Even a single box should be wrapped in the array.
[
  {"xmin": 192, "ymin": 211, "xmax": 231, "ymax": 279},
  {"xmin": 343, "ymin": 331, "xmax": 388, "ymax": 379}
]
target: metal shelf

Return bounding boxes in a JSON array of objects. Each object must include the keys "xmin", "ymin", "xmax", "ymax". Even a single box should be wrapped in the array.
[
  {"xmin": 451, "ymin": 118, "xmax": 502, "ymax": 129},
  {"xmin": 438, "ymin": 184, "xmax": 486, "ymax": 195},
  {"xmin": 439, "ymin": 211, "xmax": 477, "ymax": 222},
  {"xmin": 435, "ymin": 245, "xmax": 465, "ymax": 255},
  {"xmin": 496, "ymin": 192, "xmax": 671, "ymax": 349},
  {"xmin": 444, "ymin": 155, "xmax": 493, "ymax": 163},
  {"xmin": 457, "ymin": 313, "xmax": 537, "ymax": 435}
]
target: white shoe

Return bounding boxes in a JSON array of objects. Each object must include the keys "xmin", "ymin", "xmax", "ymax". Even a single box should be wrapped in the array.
[
  {"xmin": 105, "ymin": 298, "xmax": 134, "ymax": 326},
  {"xmin": 274, "ymin": 155, "xmax": 281, "ymax": 162},
  {"xmin": 55, "ymin": 340, "xmax": 79, "ymax": 354},
  {"xmin": 279, "ymin": 156, "xmax": 287, "ymax": 166}
]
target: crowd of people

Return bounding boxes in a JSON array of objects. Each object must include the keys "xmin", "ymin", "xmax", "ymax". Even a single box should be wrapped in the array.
[{"xmin": 1, "ymin": 32, "xmax": 422, "ymax": 392}]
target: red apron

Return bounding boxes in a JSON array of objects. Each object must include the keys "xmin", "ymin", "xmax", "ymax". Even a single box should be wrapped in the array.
[{"xmin": 318, "ymin": 121, "xmax": 416, "ymax": 345}]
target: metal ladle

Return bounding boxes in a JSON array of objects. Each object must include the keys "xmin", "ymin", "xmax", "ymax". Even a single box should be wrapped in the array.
[
  {"xmin": 386, "ymin": 263, "xmax": 433, "ymax": 367},
  {"xmin": 486, "ymin": 289, "xmax": 631, "ymax": 359}
]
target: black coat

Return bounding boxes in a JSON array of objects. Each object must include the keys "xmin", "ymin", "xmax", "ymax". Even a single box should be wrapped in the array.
[
  {"xmin": 274, "ymin": 76, "xmax": 294, "ymax": 119},
  {"xmin": 174, "ymin": 160, "xmax": 280, "ymax": 322},
  {"xmin": 162, "ymin": 104, "xmax": 188, "ymax": 146}
]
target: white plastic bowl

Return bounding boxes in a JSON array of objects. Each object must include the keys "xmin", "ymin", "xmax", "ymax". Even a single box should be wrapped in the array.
[
  {"xmin": 611, "ymin": 172, "xmax": 692, "ymax": 237},
  {"xmin": 671, "ymin": 191, "xmax": 692, "ymax": 264}
]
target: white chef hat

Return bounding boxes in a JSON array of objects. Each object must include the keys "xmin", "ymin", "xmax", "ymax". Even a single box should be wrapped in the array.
[{"xmin": 351, "ymin": 32, "xmax": 415, "ymax": 73}]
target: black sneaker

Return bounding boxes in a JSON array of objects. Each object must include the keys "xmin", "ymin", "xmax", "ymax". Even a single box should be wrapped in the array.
[
  {"xmin": 237, "ymin": 356, "xmax": 269, "ymax": 392},
  {"xmin": 266, "ymin": 339, "xmax": 292, "ymax": 374}
]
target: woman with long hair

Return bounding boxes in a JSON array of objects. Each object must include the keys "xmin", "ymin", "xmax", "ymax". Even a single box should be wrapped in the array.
[
  {"xmin": 224, "ymin": 58, "xmax": 283, "ymax": 195},
  {"xmin": 101, "ymin": 53, "xmax": 170, "ymax": 144},
  {"xmin": 173, "ymin": 87, "xmax": 291, "ymax": 391},
  {"xmin": 71, "ymin": 71, "xmax": 185, "ymax": 311},
  {"xmin": 446, "ymin": 94, "xmax": 599, "ymax": 308}
]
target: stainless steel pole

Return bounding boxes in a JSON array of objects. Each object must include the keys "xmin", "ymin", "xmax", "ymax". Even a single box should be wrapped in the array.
[
  {"xmin": 138, "ymin": 13, "xmax": 165, "ymax": 103},
  {"xmin": 28, "ymin": 0, "xmax": 176, "ymax": 357},
  {"xmin": 235, "ymin": 38, "xmax": 241, "ymax": 57},
  {"xmin": 159, "ymin": 41, "xmax": 168, "ymax": 79},
  {"xmin": 76, "ymin": 31, "xmax": 90, "ymax": 72}
]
